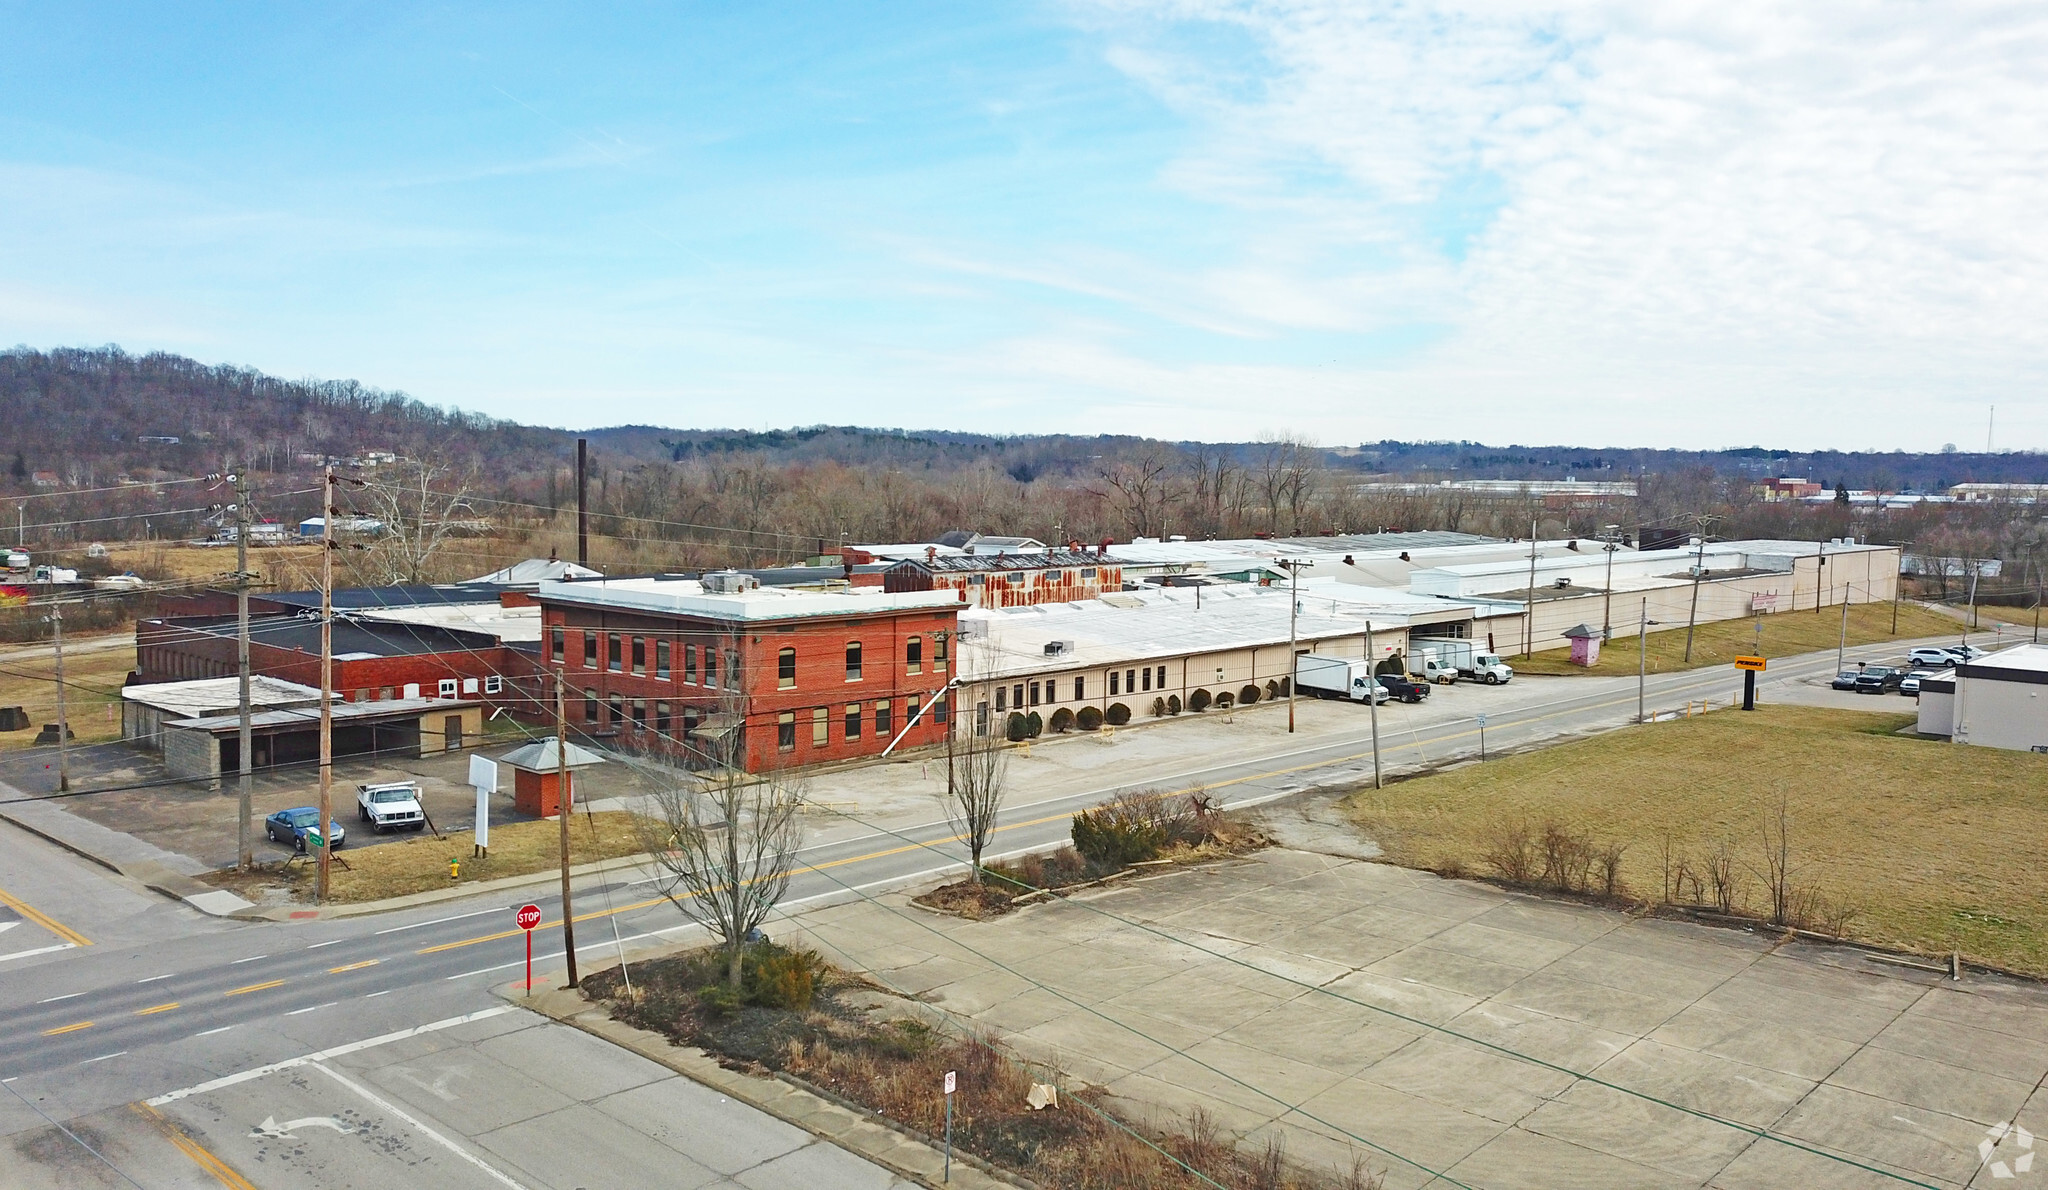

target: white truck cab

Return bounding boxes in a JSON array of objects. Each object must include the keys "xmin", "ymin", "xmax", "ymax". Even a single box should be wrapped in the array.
[{"xmin": 356, "ymin": 781, "xmax": 427, "ymax": 833}]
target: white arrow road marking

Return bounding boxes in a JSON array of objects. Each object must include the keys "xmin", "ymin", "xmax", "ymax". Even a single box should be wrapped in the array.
[
  {"xmin": 306, "ymin": 1063, "xmax": 529, "ymax": 1190},
  {"xmin": 252, "ymin": 1115, "xmax": 353, "ymax": 1139},
  {"xmin": 0, "ymin": 921, "xmax": 17, "ymax": 934}
]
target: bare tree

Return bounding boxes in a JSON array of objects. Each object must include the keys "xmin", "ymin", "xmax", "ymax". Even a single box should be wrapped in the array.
[
  {"xmin": 1091, "ymin": 447, "xmax": 1180, "ymax": 538},
  {"xmin": 352, "ymin": 458, "xmax": 479, "ymax": 584},
  {"xmin": 1255, "ymin": 433, "xmax": 1321, "ymax": 536},
  {"xmin": 638, "ymin": 678, "xmax": 803, "ymax": 986},
  {"xmin": 940, "ymin": 659, "xmax": 1009, "ymax": 883}
]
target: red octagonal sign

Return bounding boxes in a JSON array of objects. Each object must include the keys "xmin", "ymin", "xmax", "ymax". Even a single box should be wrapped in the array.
[{"xmin": 515, "ymin": 903, "xmax": 542, "ymax": 931}]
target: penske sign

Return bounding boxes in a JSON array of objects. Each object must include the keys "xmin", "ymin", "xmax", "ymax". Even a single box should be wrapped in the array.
[{"xmin": 1734, "ymin": 655, "xmax": 1767, "ymax": 672}]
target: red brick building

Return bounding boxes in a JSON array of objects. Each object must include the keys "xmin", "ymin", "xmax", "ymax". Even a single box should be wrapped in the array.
[
  {"xmin": 536, "ymin": 574, "xmax": 965, "ymax": 772},
  {"xmin": 882, "ymin": 549, "xmax": 1122, "ymax": 609}
]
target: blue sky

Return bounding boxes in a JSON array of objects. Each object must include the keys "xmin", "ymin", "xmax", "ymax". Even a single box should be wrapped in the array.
[{"xmin": 4, "ymin": 2, "xmax": 2044, "ymax": 450}]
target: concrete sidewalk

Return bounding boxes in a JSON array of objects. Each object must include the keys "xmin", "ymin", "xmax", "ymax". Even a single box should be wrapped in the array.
[
  {"xmin": 783, "ymin": 849, "xmax": 2048, "ymax": 1190},
  {"xmin": 0, "ymin": 779, "xmax": 256, "ymax": 917}
]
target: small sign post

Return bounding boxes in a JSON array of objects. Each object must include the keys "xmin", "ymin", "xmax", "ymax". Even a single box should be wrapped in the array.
[
  {"xmin": 1476, "ymin": 713, "xmax": 1487, "ymax": 761},
  {"xmin": 516, "ymin": 903, "xmax": 542, "ymax": 992},
  {"xmin": 1734, "ymin": 656, "xmax": 1765, "ymax": 711},
  {"xmin": 943, "ymin": 1069, "xmax": 956, "ymax": 1181},
  {"xmin": 468, "ymin": 756, "xmax": 498, "ymax": 858}
]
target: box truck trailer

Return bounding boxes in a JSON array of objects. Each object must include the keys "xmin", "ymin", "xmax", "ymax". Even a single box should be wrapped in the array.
[
  {"xmin": 1294, "ymin": 654, "xmax": 1392, "ymax": 703},
  {"xmin": 1411, "ymin": 638, "xmax": 1515, "ymax": 685}
]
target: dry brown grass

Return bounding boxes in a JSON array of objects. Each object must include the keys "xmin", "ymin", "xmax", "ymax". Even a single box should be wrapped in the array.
[
  {"xmin": 1510, "ymin": 602, "xmax": 1966, "ymax": 676},
  {"xmin": 0, "ymin": 630, "xmax": 135, "ymax": 744},
  {"xmin": 233, "ymin": 810, "xmax": 655, "ymax": 903},
  {"xmin": 1344, "ymin": 705, "xmax": 2048, "ymax": 975}
]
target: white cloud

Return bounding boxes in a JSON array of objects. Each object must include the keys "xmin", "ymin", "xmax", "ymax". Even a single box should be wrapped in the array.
[{"xmin": 1070, "ymin": 0, "xmax": 2048, "ymax": 447}]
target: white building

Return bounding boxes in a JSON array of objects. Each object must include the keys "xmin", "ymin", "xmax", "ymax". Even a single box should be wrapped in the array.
[{"xmin": 1917, "ymin": 644, "xmax": 2048, "ymax": 753}]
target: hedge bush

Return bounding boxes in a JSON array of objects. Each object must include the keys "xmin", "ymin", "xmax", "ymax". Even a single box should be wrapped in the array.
[
  {"xmin": 1189, "ymin": 688, "xmax": 1211, "ymax": 712},
  {"xmin": 1151, "ymin": 697, "xmax": 1167, "ymax": 718},
  {"xmin": 1166, "ymin": 694, "xmax": 1182, "ymax": 715},
  {"xmin": 1049, "ymin": 707, "xmax": 1075, "ymax": 733},
  {"xmin": 1214, "ymin": 691, "xmax": 1234, "ymax": 709},
  {"xmin": 1239, "ymin": 684, "xmax": 1260, "ymax": 705},
  {"xmin": 1026, "ymin": 710, "xmax": 1043, "ymax": 738},
  {"xmin": 1070, "ymin": 791, "xmax": 1215, "ymax": 867},
  {"xmin": 1006, "ymin": 712, "xmax": 1031, "ymax": 742},
  {"xmin": 1076, "ymin": 705, "xmax": 1104, "ymax": 731},
  {"xmin": 1106, "ymin": 702, "xmax": 1131, "ymax": 726}
]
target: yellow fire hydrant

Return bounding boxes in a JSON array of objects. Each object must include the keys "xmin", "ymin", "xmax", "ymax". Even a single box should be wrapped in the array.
[{"xmin": 449, "ymin": 858, "xmax": 460, "ymax": 881}]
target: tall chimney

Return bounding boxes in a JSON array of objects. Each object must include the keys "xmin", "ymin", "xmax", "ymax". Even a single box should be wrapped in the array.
[{"xmin": 576, "ymin": 437, "xmax": 589, "ymax": 567}]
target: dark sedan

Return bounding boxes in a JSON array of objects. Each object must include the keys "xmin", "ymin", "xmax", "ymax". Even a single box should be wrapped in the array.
[
  {"xmin": 1853, "ymin": 666, "xmax": 1904, "ymax": 694},
  {"xmin": 1831, "ymin": 670, "xmax": 1861, "ymax": 691},
  {"xmin": 264, "ymin": 807, "xmax": 346, "ymax": 849}
]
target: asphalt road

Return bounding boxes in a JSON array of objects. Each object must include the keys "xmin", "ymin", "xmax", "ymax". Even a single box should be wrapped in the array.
[{"xmin": 0, "ymin": 634, "xmax": 1950, "ymax": 1185}]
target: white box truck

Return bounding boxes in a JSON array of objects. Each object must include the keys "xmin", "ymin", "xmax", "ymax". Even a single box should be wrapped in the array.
[
  {"xmin": 1411, "ymin": 638, "xmax": 1515, "ymax": 685},
  {"xmin": 1294, "ymin": 655, "xmax": 1391, "ymax": 703}
]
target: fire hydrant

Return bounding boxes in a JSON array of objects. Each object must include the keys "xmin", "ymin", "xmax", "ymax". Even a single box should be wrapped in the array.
[{"xmin": 449, "ymin": 858, "xmax": 460, "ymax": 881}]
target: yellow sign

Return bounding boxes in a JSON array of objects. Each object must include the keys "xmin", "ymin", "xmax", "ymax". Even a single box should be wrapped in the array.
[{"xmin": 1734, "ymin": 655, "xmax": 1767, "ymax": 672}]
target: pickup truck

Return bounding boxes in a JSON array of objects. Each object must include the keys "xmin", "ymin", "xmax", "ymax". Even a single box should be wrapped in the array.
[
  {"xmin": 1376, "ymin": 673, "xmax": 1432, "ymax": 704},
  {"xmin": 356, "ymin": 781, "xmax": 427, "ymax": 832}
]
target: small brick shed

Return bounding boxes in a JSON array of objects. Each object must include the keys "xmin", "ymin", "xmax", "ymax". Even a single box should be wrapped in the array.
[{"xmin": 496, "ymin": 736, "xmax": 607, "ymax": 817}]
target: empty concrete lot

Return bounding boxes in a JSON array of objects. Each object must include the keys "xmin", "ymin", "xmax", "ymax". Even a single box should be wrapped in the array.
[{"xmin": 792, "ymin": 850, "xmax": 2048, "ymax": 1189}]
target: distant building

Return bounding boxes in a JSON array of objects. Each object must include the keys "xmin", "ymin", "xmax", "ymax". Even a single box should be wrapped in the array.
[
  {"xmin": 1949, "ymin": 483, "xmax": 2048, "ymax": 503},
  {"xmin": 883, "ymin": 549, "xmax": 1123, "ymax": 609},
  {"xmin": 1755, "ymin": 477, "xmax": 1823, "ymax": 500},
  {"xmin": 30, "ymin": 471, "xmax": 59, "ymax": 488}
]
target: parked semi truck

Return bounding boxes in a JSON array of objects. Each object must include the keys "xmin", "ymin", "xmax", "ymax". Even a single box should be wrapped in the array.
[
  {"xmin": 1294, "ymin": 654, "xmax": 1392, "ymax": 703},
  {"xmin": 1410, "ymin": 638, "xmax": 1515, "ymax": 685}
]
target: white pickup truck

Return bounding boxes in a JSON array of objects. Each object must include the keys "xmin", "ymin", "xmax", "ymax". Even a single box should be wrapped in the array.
[{"xmin": 356, "ymin": 781, "xmax": 427, "ymax": 833}]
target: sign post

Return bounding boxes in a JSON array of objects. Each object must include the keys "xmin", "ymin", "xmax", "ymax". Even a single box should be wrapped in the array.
[
  {"xmin": 943, "ymin": 1069, "xmax": 956, "ymax": 1182},
  {"xmin": 1476, "ymin": 713, "xmax": 1487, "ymax": 761},
  {"xmin": 1734, "ymin": 656, "xmax": 1766, "ymax": 711},
  {"xmin": 516, "ymin": 903, "xmax": 542, "ymax": 992},
  {"xmin": 468, "ymin": 756, "xmax": 498, "ymax": 858}
]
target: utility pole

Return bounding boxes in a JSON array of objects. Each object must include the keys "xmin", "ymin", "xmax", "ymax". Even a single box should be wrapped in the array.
[
  {"xmin": 1522, "ymin": 518, "xmax": 1538, "ymax": 658},
  {"xmin": 1812, "ymin": 541, "xmax": 1826, "ymax": 614},
  {"xmin": 556, "ymin": 667, "xmax": 579, "ymax": 988},
  {"xmin": 1838, "ymin": 588, "xmax": 1851, "ymax": 672},
  {"xmin": 1363, "ymin": 621, "xmax": 1382, "ymax": 789},
  {"xmin": 1681, "ymin": 529, "xmax": 1709, "ymax": 663},
  {"xmin": 1638, "ymin": 598, "xmax": 1651, "ymax": 724},
  {"xmin": 576, "ymin": 438, "xmax": 589, "ymax": 567},
  {"xmin": 316, "ymin": 467, "xmax": 334, "ymax": 902},
  {"xmin": 1284, "ymin": 560, "xmax": 1309, "ymax": 733},
  {"xmin": 234, "ymin": 466, "xmax": 254, "ymax": 870},
  {"xmin": 48, "ymin": 603, "xmax": 68, "ymax": 792},
  {"xmin": 1600, "ymin": 525, "xmax": 1620, "ymax": 640}
]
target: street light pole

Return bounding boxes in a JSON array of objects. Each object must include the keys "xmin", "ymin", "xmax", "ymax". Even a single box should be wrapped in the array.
[
  {"xmin": 234, "ymin": 465, "xmax": 254, "ymax": 870},
  {"xmin": 1362, "ymin": 621, "xmax": 1382, "ymax": 789}
]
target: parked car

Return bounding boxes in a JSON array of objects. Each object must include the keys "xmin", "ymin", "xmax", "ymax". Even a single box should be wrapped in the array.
[
  {"xmin": 264, "ymin": 807, "xmax": 346, "ymax": 850},
  {"xmin": 1830, "ymin": 670, "xmax": 1862, "ymax": 690},
  {"xmin": 1854, "ymin": 666, "xmax": 1904, "ymax": 694},
  {"xmin": 1898, "ymin": 669, "xmax": 1935, "ymax": 696},
  {"xmin": 1950, "ymin": 644, "xmax": 1987, "ymax": 663},
  {"xmin": 1375, "ymin": 673, "xmax": 1431, "ymax": 703},
  {"xmin": 1907, "ymin": 647, "xmax": 1959, "ymax": 667}
]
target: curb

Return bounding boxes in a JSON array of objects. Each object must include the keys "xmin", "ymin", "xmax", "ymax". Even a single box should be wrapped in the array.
[
  {"xmin": 0, "ymin": 805, "xmax": 256, "ymax": 918},
  {"xmin": 496, "ymin": 979, "xmax": 1028, "ymax": 1190},
  {"xmin": 226, "ymin": 847, "xmax": 664, "ymax": 921}
]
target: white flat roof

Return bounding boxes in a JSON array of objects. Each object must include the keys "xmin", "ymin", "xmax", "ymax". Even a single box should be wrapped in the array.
[
  {"xmin": 1963, "ymin": 643, "xmax": 2048, "ymax": 676},
  {"xmin": 122, "ymin": 676, "xmax": 327, "ymax": 717},
  {"xmin": 539, "ymin": 577, "xmax": 964, "ymax": 622},
  {"xmin": 356, "ymin": 603, "xmax": 543, "ymax": 643}
]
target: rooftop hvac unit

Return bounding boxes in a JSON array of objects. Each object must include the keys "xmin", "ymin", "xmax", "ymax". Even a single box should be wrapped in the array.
[
  {"xmin": 1043, "ymin": 640, "xmax": 1074, "ymax": 657},
  {"xmin": 1554, "ymin": 577, "xmax": 1572, "ymax": 588},
  {"xmin": 702, "ymin": 570, "xmax": 759, "ymax": 594}
]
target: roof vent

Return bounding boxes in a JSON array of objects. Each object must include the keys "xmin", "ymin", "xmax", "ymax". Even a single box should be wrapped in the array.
[
  {"xmin": 702, "ymin": 570, "xmax": 758, "ymax": 594},
  {"xmin": 1044, "ymin": 640, "xmax": 1073, "ymax": 657},
  {"xmin": 1554, "ymin": 577, "xmax": 1572, "ymax": 588}
]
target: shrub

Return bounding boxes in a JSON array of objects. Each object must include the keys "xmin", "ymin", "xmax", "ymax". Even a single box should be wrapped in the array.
[
  {"xmin": 1239, "ymin": 684, "xmax": 1260, "ymax": 705},
  {"xmin": 698, "ymin": 981, "xmax": 746, "ymax": 1016},
  {"xmin": 1006, "ymin": 712, "xmax": 1031, "ymax": 742},
  {"xmin": 1070, "ymin": 791, "xmax": 1213, "ymax": 867},
  {"xmin": 1076, "ymin": 705, "xmax": 1103, "ymax": 731},
  {"xmin": 1106, "ymin": 702, "xmax": 1131, "ymax": 726},
  {"xmin": 1189, "ymin": 688, "xmax": 1211, "ymax": 712},
  {"xmin": 744, "ymin": 944, "xmax": 823, "ymax": 1010},
  {"xmin": 1025, "ymin": 711, "xmax": 1043, "ymax": 738},
  {"xmin": 1263, "ymin": 680, "xmax": 1280, "ymax": 700},
  {"xmin": 1151, "ymin": 697, "xmax": 1167, "ymax": 718},
  {"xmin": 1166, "ymin": 694, "xmax": 1182, "ymax": 715},
  {"xmin": 1048, "ymin": 707, "xmax": 1075, "ymax": 733}
]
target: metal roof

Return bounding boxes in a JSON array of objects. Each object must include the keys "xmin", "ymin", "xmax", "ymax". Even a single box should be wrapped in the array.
[
  {"xmin": 890, "ymin": 549, "xmax": 1115, "ymax": 574},
  {"xmin": 168, "ymin": 697, "xmax": 482, "ymax": 735},
  {"xmin": 496, "ymin": 736, "xmax": 608, "ymax": 771},
  {"xmin": 538, "ymin": 577, "xmax": 963, "ymax": 623},
  {"xmin": 121, "ymin": 676, "xmax": 327, "ymax": 717}
]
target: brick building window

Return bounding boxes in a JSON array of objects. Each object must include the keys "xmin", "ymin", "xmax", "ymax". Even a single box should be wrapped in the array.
[
  {"xmin": 933, "ymin": 693, "xmax": 948, "ymax": 725},
  {"xmin": 1073, "ymin": 676, "xmax": 1085, "ymax": 701},
  {"xmin": 724, "ymin": 650, "xmax": 741, "ymax": 690},
  {"xmin": 550, "ymin": 628, "xmax": 564, "ymax": 664},
  {"xmin": 704, "ymin": 646, "xmax": 718, "ymax": 688},
  {"xmin": 684, "ymin": 643, "xmax": 697, "ymax": 684},
  {"xmin": 875, "ymin": 700, "xmax": 892, "ymax": 738},
  {"xmin": 583, "ymin": 631, "xmax": 597, "ymax": 667},
  {"xmin": 484, "ymin": 675, "xmax": 503, "ymax": 695},
  {"xmin": 379, "ymin": 686, "xmax": 394, "ymax": 700},
  {"xmin": 656, "ymin": 640, "xmax": 670, "ymax": 680},
  {"xmin": 844, "ymin": 702, "xmax": 862, "ymax": 740},
  {"xmin": 934, "ymin": 633, "xmax": 948, "ymax": 673},
  {"xmin": 439, "ymin": 678, "xmax": 458, "ymax": 698},
  {"xmin": 811, "ymin": 707, "xmax": 828, "ymax": 747},
  {"xmin": 609, "ymin": 694, "xmax": 625, "ymax": 728},
  {"xmin": 607, "ymin": 634, "xmax": 622, "ymax": 672},
  {"xmin": 583, "ymin": 688, "xmax": 599, "ymax": 722},
  {"xmin": 632, "ymin": 637, "xmax": 646, "ymax": 674},
  {"xmin": 845, "ymin": 641, "xmax": 862, "ymax": 681},
  {"xmin": 633, "ymin": 699, "xmax": 648, "ymax": 728},
  {"xmin": 905, "ymin": 636, "xmax": 922, "ymax": 675},
  {"xmin": 656, "ymin": 701, "xmax": 671, "ymax": 734},
  {"xmin": 777, "ymin": 712, "xmax": 796, "ymax": 751},
  {"xmin": 778, "ymin": 647, "xmax": 797, "ymax": 689}
]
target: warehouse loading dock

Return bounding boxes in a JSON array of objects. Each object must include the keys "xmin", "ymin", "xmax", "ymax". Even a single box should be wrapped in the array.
[{"xmin": 159, "ymin": 697, "xmax": 483, "ymax": 784}]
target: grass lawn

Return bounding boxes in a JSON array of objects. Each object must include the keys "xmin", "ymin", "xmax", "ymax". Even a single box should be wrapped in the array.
[
  {"xmin": 1511, "ymin": 602, "xmax": 1968, "ymax": 677},
  {"xmin": 242, "ymin": 810, "xmax": 656, "ymax": 903},
  {"xmin": 1342, "ymin": 705, "xmax": 2048, "ymax": 975},
  {"xmin": 0, "ymin": 630, "xmax": 135, "ymax": 745}
]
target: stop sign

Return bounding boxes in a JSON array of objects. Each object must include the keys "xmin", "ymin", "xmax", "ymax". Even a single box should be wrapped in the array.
[{"xmin": 515, "ymin": 904, "xmax": 542, "ymax": 931}]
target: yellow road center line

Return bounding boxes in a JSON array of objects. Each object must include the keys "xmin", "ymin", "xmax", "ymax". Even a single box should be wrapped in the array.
[
  {"xmin": 0, "ymin": 885, "xmax": 92, "ymax": 947},
  {"xmin": 43, "ymin": 1020, "xmax": 94, "ymax": 1035},
  {"xmin": 327, "ymin": 960, "xmax": 379, "ymax": 974},
  {"xmin": 135, "ymin": 1002, "xmax": 181, "ymax": 1015},
  {"xmin": 132, "ymin": 1103, "xmax": 259, "ymax": 1190},
  {"xmin": 223, "ymin": 979, "xmax": 285, "ymax": 996}
]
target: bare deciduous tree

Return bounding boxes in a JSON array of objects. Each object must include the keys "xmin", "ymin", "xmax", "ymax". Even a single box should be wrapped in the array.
[
  {"xmin": 352, "ymin": 458, "xmax": 479, "ymax": 585},
  {"xmin": 638, "ymin": 679, "xmax": 803, "ymax": 986},
  {"xmin": 941, "ymin": 661, "xmax": 1009, "ymax": 883}
]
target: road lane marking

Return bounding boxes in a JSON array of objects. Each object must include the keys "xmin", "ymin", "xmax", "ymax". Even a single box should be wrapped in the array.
[
  {"xmin": 194, "ymin": 1026, "xmax": 234, "ymax": 1037},
  {"xmin": 306, "ymin": 1061, "xmax": 530, "ymax": 1190},
  {"xmin": 0, "ymin": 885, "xmax": 91, "ymax": 947},
  {"xmin": 284, "ymin": 1002, "xmax": 337, "ymax": 1016},
  {"xmin": 327, "ymin": 959, "xmax": 379, "ymax": 974},
  {"xmin": 81, "ymin": 1052, "xmax": 125, "ymax": 1064},
  {"xmin": 137, "ymin": 973, "xmax": 174, "ymax": 983},
  {"xmin": 224, "ymin": 980, "xmax": 285, "ymax": 997},
  {"xmin": 0, "ymin": 943, "xmax": 79, "ymax": 964},
  {"xmin": 365, "ymin": 989, "xmax": 391, "ymax": 997},
  {"xmin": 133, "ymin": 1102, "xmax": 258, "ymax": 1190},
  {"xmin": 230, "ymin": 954, "xmax": 267, "ymax": 964},
  {"xmin": 136, "ymin": 1002, "xmax": 180, "ymax": 1016},
  {"xmin": 36, "ymin": 991, "xmax": 85, "ymax": 1003},
  {"xmin": 305, "ymin": 939, "xmax": 343, "ymax": 949},
  {"xmin": 43, "ymin": 1021, "xmax": 93, "ymax": 1035},
  {"xmin": 374, "ymin": 904, "xmax": 511, "ymax": 934},
  {"xmin": 148, "ymin": 1005, "xmax": 519, "ymax": 1104}
]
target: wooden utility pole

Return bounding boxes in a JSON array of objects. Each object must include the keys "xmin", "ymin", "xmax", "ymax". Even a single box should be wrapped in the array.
[
  {"xmin": 1522, "ymin": 518, "xmax": 1538, "ymax": 658},
  {"xmin": 49, "ymin": 603, "xmax": 68, "ymax": 793},
  {"xmin": 1682, "ymin": 529, "xmax": 1710, "ymax": 663},
  {"xmin": 1363, "ymin": 621, "xmax": 1381, "ymax": 789},
  {"xmin": 235, "ymin": 466, "xmax": 255, "ymax": 870},
  {"xmin": 316, "ymin": 468, "xmax": 335, "ymax": 902},
  {"xmin": 556, "ymin": 667, "xmax": 579, "ymax": 988},
  {"xmin": 1285, "ymin": 560, "xmax": 1304, "ymax": 733}
]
